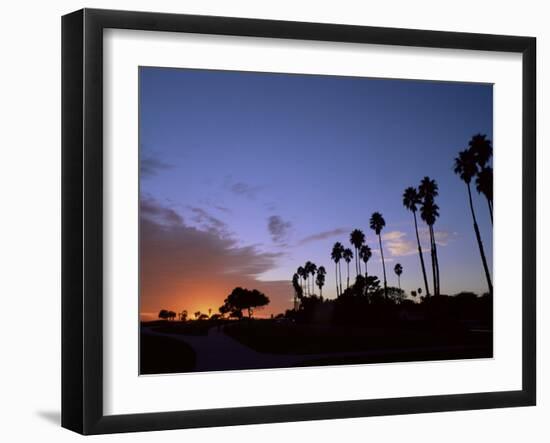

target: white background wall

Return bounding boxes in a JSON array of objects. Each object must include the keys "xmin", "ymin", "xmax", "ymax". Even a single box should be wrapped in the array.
[{"xmin": 0, "ymin": 0, "xmax": 546, "ymax": 441}]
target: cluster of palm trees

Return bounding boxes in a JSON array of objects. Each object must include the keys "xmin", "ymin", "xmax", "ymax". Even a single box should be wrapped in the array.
[
  {"xmin": 402, "ymin": 176, "xmax": 441, "ymax": 296},
  {"xmin": 328, "ymin": 215, "xmax": 400, "ymax": 300},
  {"xmin": 290, "ymin": 133, "xmax": 494, "ymax": 307},
  {"xmin": 294, "ymin": 262, "xmax": 327, "ymax": 306},
  {"xmin": 454, "ymin": 134, "xmax": 493, "ymax": 294}
]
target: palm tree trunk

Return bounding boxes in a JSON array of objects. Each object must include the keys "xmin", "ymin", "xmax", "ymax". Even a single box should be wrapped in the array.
[
  {"xmin": 413, "ymin": 212, "xmax": 430, "ymax": 296},
  {"xmin": 378, "ymin": 233, "xmax": 388, "ymax": 300},
  {"xmin": 429, "ymin": 227, "xmax": 437, "ymax": 296},
  {"xmin": 398, "ymin": 275, "xmax": 401, "ymax": 291},
  {"xmin": 338, "ymin": 262, "xmax": 343, "ymax": 295},
  {"xmin": 467, "ymin": 183, "xmax": 493, "ymax": 294},
  {"xmin": 431, "ymin": 225, "xmax": 441, "ymax": 295},
  {"xmin": 486, "ymin": 198, "xmax": 493, "ymax": 225},
  {"xmin": 358, "ymin": 258, "xmax": 362, "ymax": 276},
  {"xmin": 335, "ymin": 263, "xmax": 339, "ymax": 297},
  {"xmin": 346, "ymin": 262, "xmax": 350, "ymax": 289}
]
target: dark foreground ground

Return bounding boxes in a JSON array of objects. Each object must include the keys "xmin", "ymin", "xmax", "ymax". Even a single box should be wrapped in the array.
[{"xmin": 139, "ymin": 319, "xmax": 492, "ymax": 374}]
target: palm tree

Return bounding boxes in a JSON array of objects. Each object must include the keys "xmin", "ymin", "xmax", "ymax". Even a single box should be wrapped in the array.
[
  {"xmin": 350, "ymin": 229, "xmax": 366, "ymax": 277},
  {"xmin": 304, "ymin": 261, "xmax": 314, "ymax": 296},
  {"xmin": 309, "ymin": 262, "xmax": 317, "ymax": 295},
  {"xmin": 476, "ymin": 166, "xmax": 493, "ymax": 224},
  {"xmin": 331, "ymin": 242, "xmax": 344, "ymax": 296},
  {"xmin": 470, "ymin": 134, "xmax": 493, "ymax": 224},
  {"xmin": 297, "ymin": 266, "xmax": 306, "ymax": 296},
  {"xmin": 369, "ymin": 212, "xmax": 388, "ymax": 300},
  {"xmin": 454, "ymin": 148, "xmax": 493, "ymax": 294},
  {"xmin": 394, "ymin": 263, "xmax": 403, "ymax": 291},
  {"xmin": 316, "ymin": 266, "xmax": 326, "ymax": 298},
  {"xmin": 403, "ymin": 186, "xmax": 430, "ymax": 297},
  {"xmin": 343, "ymin": 248, "xmax": 353, "ymax": 289},
  {"xmin": 419, "ymin": 177, "xmax": 441, "ymax": 296},
  {"xmin": 292, "ymin": 273, "xmax": 302, "ymax": 310},
  {"xmin": 359, "ymin": 244, "xmax": 372, "ymax": 279}
]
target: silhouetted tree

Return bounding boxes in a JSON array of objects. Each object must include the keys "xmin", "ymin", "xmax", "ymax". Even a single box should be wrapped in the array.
[
  {"xmin": 307, "ymin": 262, "xmax": 317, "ymax": 295},
  {"xmin": 194, "ymin": 311, "xmax": 201, "ymax": 320},
  {"xmin": 316, "ymin": 266, "xmax": 326, "ymax": 298},
  {"xmin": 297, "ymin": 265, "xmax": 306, "ymax": 296},
  {"xmin": 343, "ymin": 248, "xmax": 353, "ymax": 289},
  {"xmin": 394, "ymin": 263, "xmax": 403, "ymax": 291},
  {"xmin": 168, "ymin": 311, "xmax": 176, "ymax": 321},
  {"xmin": 454, "ymin": 148, "xmax": 493, "ymax": 294},
  {"xmin": 359, "ymin": 244, "xmax": 372, "ymax": 279},
  {"xmin": 219, "ymin": 304, "xmax": 230, "ymax": 318},
  {"xmin": 179, "ymin": 310, "xmax": 188, "ymax": 322},
  {"xmin": 331, "ymin": 242, "xmax": 344, "ymax": 296},
  {"xmin": 292, "ymin": 272, "xmax": 303, "ymax": 310},
  {"xmin": 350, "ymin": 229, "xmax": 366, "ymax": 276},
  {"xmin": 221, "ymin": 287, "xmax": 270, "ymax": 319},
  {"xmin": 403, "ymin": 186, "xmax": 430, "ymax": 296},
  {"xmin": 304, "ymin": 262, "xmax": 313, "ymax": 297},
  {"xmin": 419, "ymin": 177, "xmax": 441, "ymax": 296},
  {"xmin": 158, "ymin": 309, "xmax": 170, "ymax": 321},
  {"xmin": 370, "ymin": 212, "xmax": 388, "ymax": 300},
  {"xmin": 470, "ymin": 134, "xmax": 493, "ymax": 224}
]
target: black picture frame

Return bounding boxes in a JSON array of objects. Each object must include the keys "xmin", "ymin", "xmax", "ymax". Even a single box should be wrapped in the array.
[{"xmin": 62, "ymin": 8, "xmax": 536, "ymax": 435}]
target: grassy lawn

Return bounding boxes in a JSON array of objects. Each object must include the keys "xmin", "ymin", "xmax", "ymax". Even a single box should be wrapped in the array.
[
  {"xmin": 224, "ymin": 320, "xmax": 492, "ymax": 356},
  {"xmin": 140, "ymin": 333, "xmax": 196, "ymax": 374}
]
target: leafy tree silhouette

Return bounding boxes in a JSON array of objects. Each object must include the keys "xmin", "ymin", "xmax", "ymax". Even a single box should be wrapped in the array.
[
  {"xmin": 419, "ymin": 177, "xmax": 441, "ymax": 296},
  {"xmin": 370, "ymin": 212, "xmax": 388, "ymax": 300},
  {"xmin": 403, "ymin": 186, "xmax": 431, "ymax": 297},
  {"xmin": 221, "ymin": 287, "xmax": 270, "ymax": 319},
  {"xmin": 350, "ymin": 229, "xmax": 365, "ymax": 277},
  {"xmin": 394, "ymin": 263, "xmax": 403, "ymax": 291},
  {"xmin": 331, "ymin": 242, "xmax": 344, "ymax": 296},
  {"xmin": 343, "ymin": 248, "xmax": 353, "ymax": 289},
  {"xmin": 158, "ymin": 309, "xmax": 170, "ymax": 321},
  {"xmin": 454, "ymin": 145, "xmax": 493, "ymax": 294},
  {"xmin": 306, "ymin": 261, "xmax": 317, "ymax": 295}
]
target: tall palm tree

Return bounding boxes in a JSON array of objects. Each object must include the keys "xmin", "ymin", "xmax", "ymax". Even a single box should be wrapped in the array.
[
  {"xmin": 369, "ymin": 212, "xmax": 388, "ymax": 300},
  {"xmin": 359, "ymin": 244, "xmax": 372, "ymax": 279},
  {"xmin": 394, "ymin": 263, "xmax": 403, "ymax": 291},
  {"xmin": 304, "ymin": 261, "xmax": 314, "ymax": 296},
  {"xmin": 343, "ymin": 248, "xmax": 353, "ymax": 289},
  {"xmin": 469, "ymin": 133, "xmax": 492, "ymax": 168},
  {"xmin": 454, "ymin": 148, "xmax": 493, "ymax": 294},
  {"xmin": 470, "ymin": 134, "xmax": 494, "ymax": 225},
  {"xmin": 331, "ymin": 242, "xmax": 344, "ymax": 296},
  {"xmin": 292, "ymin": 273, "xmax": 301, "ymax": 310},
  {"xmin": 476, "ymin": 166, "xmax": 493, "ymax": 224},
  {"xmin": 297, "ymin": 266, "xmax": 306, "ymax": 297},
  {"xmin": 419, "ymin": 176, "xmax": 441, "ymax": 296},
  {"xmin": 350, "ymin": 229, "xmax": 366, "ymax": 277},
  {"xmin": 316, "ymin": 266, "xmax": 326, "ymax": 298},
  {"xmin": 403, "ymin": 186, "xmax": 430, "ymax": 297},
  {"xmin": 309, "ymin": 262, "xmax": 317, "ymax": 295}
]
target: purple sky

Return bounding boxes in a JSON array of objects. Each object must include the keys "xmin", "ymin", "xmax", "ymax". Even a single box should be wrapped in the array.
[{"xmin": 139, "ymin": 67, "xmax": 493, "ymax": 317}]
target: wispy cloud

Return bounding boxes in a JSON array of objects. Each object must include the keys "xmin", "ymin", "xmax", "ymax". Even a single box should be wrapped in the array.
[
  {"xmin": 224, "ymin": 176, "xmax": 264, "ymax": 199},
  {"xmin": 267, "ymin": 215, "xmax": 292, "ymax": 244},
  {"xmin": 141, "ymin": 196, "xmax": 183, "ymax": 226},
  {"xmin": 189, "ymin": 207, "xmax": 230, "ymax": 238},
  {"xmin": 140, "ymin": 157, "xmax": 173, "ymax": 178},
  {"xmin": 297, "ymin": 228, "xmax": 350, "ymax": 246},
  {"xmin": 380, "ymin": 229, "xmax": 457, "ymax": 257}
]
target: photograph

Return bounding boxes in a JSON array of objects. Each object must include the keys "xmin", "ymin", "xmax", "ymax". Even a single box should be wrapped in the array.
[{"xmin": 138, "ymin": 66, "xmax": 494, "ymax": 375}]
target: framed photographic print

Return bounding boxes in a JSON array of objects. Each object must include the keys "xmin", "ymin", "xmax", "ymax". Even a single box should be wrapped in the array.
[{"xmin": 62, "ymin": 8, "xmax": 536, "ymax": 435}]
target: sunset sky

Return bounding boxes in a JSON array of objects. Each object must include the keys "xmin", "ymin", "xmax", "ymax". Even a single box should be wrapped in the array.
[{"xmin": 139, "ymin": 67, "xmax": 493, "ymax": 320}]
